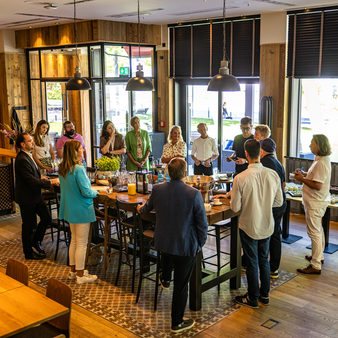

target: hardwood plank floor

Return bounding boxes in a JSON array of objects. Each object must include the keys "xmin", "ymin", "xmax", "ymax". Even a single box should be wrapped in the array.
[{"xmin": 0, "ymin": 213, "xmax": 337, "ymax": 337}]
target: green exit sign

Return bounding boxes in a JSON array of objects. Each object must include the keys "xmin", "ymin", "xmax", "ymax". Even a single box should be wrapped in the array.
[{"xmin": 119, "ymin": 67, "xmax": 130, "ymax": 76}]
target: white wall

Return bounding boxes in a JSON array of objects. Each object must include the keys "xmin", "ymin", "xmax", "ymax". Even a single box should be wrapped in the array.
[
  {"xmin": 0, "ymin": 30, "xmax": 23, "ymax": 53},
  {"xmin": 260, "ymin": 12, "xmax": 287, "ymax": 45}
]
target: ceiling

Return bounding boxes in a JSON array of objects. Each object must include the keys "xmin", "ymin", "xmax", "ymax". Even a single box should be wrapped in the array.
[{"xmin": 0, "ymin": 0, "xmax": 336, "ymax": 30}]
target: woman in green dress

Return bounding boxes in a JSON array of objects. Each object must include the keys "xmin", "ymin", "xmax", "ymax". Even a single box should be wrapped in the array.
[{"xmin": 125, "ymin": 116, "xmax": 152, "ymax": 171}]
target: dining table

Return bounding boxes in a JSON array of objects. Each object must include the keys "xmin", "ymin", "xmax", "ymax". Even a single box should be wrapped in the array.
[{"xmin": 0, "ymin": 271, "xmax": 69, "ymax": 337}]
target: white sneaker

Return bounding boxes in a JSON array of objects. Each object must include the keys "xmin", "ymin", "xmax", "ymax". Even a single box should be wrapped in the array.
[
  {"xmin": 68, "ymin": 270, "xmax": 89, "ymax": 280},
  {"xmin": 76, "ymin": 273, "xmax": 97, "ymax": 285}
]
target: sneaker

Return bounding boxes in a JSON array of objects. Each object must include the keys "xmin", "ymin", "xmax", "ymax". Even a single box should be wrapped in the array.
[
  {"xmin": 68, "ymin": 270, "xmax": 89, "ymax": 280},
  {"xmin": 258, "ymin": 295, "xmax": 270, "ymax": 305},
  {"xmin": 159, "ymin": 274, "xmax": 170, "ymax": 290},
  {"xmin": 270, "ymin": 270, "xmax": 279, "ymax": 279},
  {"xmin": 171, "ymin": 318, "xmax": 195, "ymax": 333},
  {"xmin": 235, "ymin": 294, "xmax": 259, "ymax": 309},
  {"xmin": 76, "ymin": 273, "xmax": 97, "ymax": 284},
  {"xmin": 297, "ymin": 264, "xmax": 321, "ymax": 275},
  {"xmin": 305, "ymin": 255, "xmax": 324, "ymax": 264}
]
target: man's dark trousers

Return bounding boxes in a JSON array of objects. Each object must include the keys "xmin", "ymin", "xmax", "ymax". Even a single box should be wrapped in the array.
[
  {"xmin": 270, "ymin": 201, "xmax": 287, "ymax": 272},
  {"xmin": 19, "ymin": 200, "xmax": 51, "ymax": 258},
  {"xmin": 161, "ymin": 253, "xmax": 196, "ymax": 327},
  {"xmin": 194, "ymin": 163, "xmax": 213, "ymax": 176}
]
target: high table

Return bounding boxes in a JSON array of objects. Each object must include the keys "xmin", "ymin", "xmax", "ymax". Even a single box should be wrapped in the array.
[
  {"xmin": 0, "ymin": 272, "xmax": 69, "ymax": 337},
  {"xmin": 100, "ymin": 190, "xmax": 241, "ymax": 311},
  {"xmin": 282, "ymin": 195, "xmax": 338, "ymax": 253}
]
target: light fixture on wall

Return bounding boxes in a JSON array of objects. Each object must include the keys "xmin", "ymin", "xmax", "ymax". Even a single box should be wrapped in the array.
[
  {"xmin": 126, "ymin": 0, "xmax": 154, "ymax": 91},
  {"xmin": 207, "ymin": 0, "xmax": 240, "ymax": 92},
  {"xmin": 66, "ymin": 0, "xmax": 91, "ymax": 91}
]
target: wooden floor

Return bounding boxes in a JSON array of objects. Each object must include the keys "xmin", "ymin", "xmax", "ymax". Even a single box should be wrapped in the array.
[{"xmin": 1, "ymin": 213, "xmax": 338, "ymax": 338}]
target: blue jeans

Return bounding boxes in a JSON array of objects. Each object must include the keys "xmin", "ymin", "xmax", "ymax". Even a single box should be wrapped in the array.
[{"xmin": 240, "ymin": 229, "xmax": 270, "ymax": 302}]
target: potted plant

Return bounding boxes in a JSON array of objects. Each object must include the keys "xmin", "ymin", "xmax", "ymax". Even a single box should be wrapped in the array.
[{"xmin": 95, "ymin": 156, "xmax": 120, "ymax": 178}]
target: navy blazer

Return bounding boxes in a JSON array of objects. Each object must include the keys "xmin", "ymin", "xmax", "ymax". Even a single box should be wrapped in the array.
[
  {"xmin": 14, "ymin": 150, "xmax": 51, "ymax": 205},
  {"xmin": 140, "ymin": 180, "xmax": 208, "ymax": 257}
]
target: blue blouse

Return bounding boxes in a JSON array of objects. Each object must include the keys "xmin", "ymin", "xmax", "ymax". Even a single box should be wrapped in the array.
[{"xmin": 59, "ymin": 165, "xmax": 98, "ymax": 223}]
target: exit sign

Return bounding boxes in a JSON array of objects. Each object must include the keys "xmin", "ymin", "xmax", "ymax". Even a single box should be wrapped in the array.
[{"xmin": 119, "ymin": 67, "xmax": 130, "ymax": 76}]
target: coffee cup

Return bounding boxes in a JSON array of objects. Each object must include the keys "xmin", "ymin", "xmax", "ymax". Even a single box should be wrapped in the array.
[
  {"xmin": 289, "ymin": 173, "xmax": 295, "ymax": 180},
  {"xmin": 204, "ymin": 203, "xmax": 212, "ymax": 212},
  {"xmin": 213, "ymin": 198, "xmax": 220, "ymax": 204}
]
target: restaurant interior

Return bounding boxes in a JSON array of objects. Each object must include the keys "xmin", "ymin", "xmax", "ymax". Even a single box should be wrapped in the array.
[{"xmin": 0, "ymin": 0, "xmax": 337, "ymax": 337}]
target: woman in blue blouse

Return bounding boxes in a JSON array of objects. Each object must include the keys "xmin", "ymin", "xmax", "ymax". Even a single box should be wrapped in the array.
[{"xmin": 58, "ymin": 140, "xmax": 98, "ymax": 284}]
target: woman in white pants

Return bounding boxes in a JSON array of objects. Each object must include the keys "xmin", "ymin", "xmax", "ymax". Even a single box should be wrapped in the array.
[
  {"xmin": 294, "ymin": 134, "xmax": 332, "ymax": 274},
  {"xmin": 58, "ymin": 140, "xmax": 98, "ymax": 284}
]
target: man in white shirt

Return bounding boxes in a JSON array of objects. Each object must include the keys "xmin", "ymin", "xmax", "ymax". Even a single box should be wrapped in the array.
[
  {"xmin": 230, "ymin": 139, "xmax": 283, "ymax": 308},
  {"xmin": 191, "ymin": 123, "xmax": 219, "ymax": 176}
]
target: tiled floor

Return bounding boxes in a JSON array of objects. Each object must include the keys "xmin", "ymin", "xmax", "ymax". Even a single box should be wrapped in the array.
[{"xmin": 0, "ymin": 215, "xmax": 296, "ymax": 337}]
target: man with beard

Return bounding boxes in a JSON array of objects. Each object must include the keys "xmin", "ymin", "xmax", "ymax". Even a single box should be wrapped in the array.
[{"xmin": 56, "ymin": 121, "xmax": 86, "ymax": 162}]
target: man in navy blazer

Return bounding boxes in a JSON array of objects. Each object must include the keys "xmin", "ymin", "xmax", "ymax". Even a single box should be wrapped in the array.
[
  {"xmin": 15, "ymin": 133, "xmax": 52, "ymax": 260},
  {"xmin": 138, "ymin": 158, "xmax": 208, "ymax": 334}
]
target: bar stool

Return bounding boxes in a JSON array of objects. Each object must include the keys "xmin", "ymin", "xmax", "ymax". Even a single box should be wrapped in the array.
[
  {"xmin": 115, "ymin": 198, "xmax": 141, "ymax": 293},
  {"xmin": 136, "ymin": 211, "xmax": 161, "ymax": 311},
  {"xmin": 202, "ymin": 220, "xmax": 231, "ymax": 291}
]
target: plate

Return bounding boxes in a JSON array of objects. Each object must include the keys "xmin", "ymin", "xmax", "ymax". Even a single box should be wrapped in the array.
[{"xmin": 213, "ymin": 202, "xmax": 223, "ymax": 206}]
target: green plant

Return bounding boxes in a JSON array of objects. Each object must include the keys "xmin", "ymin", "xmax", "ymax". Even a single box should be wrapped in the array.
[{"xmin": 95, "ymin": 156, "xmax": 120, "ymax": 171}]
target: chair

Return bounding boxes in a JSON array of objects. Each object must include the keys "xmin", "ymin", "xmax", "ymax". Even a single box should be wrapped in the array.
[
  {"xmin": 12, "ymin": 278, "xmax": 72, "ymax": 338},
  {"xmin": 136, "ymin": 211, "xmax": 161, "ymax": 311},
  {"xmin": 42, "ymin": 191, "xmax": 59, "ymax": 242},
  {"xmin": 86, "ymin": 195, "xmax": 119, "ymax": 277},
  {"xmin": 6, "ymin": 258, "xmax": 29, "ymax": 285},
  {"xmin": 54, "ymin": 218, "xmax": 71, "ymax": 262},
  {"xmin": 115, "ymin": 198, "xmax": 140, "ymax": 293},
  {"xmin": 202, "ymin": 220, "xmax": 231, "ymax": 291}
]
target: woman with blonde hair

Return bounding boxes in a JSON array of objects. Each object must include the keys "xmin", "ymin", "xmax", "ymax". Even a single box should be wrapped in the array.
[
  {"xmin": 32, "ymin": 120, "xmax": 55, "ymax": 172},
  {"xmin": 161, "ymin": 125, "xmax": 187, "ymax": 164},
  {"xmin": 125, "ymin": 116, "xmax": 152, "ymax": 171},
  {"xmin": 295, "ymin": 134, "xmax": 332, "ymax": 275},
  {"xmin": 58, "ymin": 140, "xmax": 98, "ymax": 284}
]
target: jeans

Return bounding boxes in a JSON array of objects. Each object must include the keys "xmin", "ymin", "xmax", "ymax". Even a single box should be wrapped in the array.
[
  {"xmin": 269, "ymin": 201, "xmax": 287, "ymax": 272},
  {"xmin": 240, "ymin": 229, "xmax": 270, "ymax": 302},
  {"xmin": 161, "ymin": 253, "xmax": 196, "ymax": 327},
  {"xmin": 194, "ymin": 163, "xmax": 213, "ymax": 176}
]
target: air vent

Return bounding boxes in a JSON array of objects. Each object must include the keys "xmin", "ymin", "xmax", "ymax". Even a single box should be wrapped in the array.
[
  {"xmin": 16, "ymin": 12, "xmax": 73, "ymax": 20},
  {"xmin": 253, "ymin": 0, "xmax": 295, "ymax": 6},
  {"xmin": 170, "ymin": 7, "xmax": 238, "ymax": 16},
  {"xmin": 107, "ymin": 8, "xmax": 164, "ymax": 18}
]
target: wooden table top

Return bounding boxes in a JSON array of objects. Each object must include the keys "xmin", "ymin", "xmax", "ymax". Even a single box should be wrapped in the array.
[
  {"xmin": 0, "ymin": 272, "xmax": 23, "ymax": 294},
  {"xmin": 286, "ymin": 194, "xmax": 338, "ymax": 209},
  {"xmin": 0, "ymin": 274, "xmax": 69, "ymax": 337}
]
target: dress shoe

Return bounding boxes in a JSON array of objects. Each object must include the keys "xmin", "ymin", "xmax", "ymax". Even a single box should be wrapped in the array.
[
  {"xmin": 32, "ymin": 242, "xmax": 46, "ymax": 255},
  {"xmin": 25, "ymin": 251, "xmax": 45, "ymax": 260},
  {"xmin": 305, "ymin": 255, "xmax": 324, "ymax": 264},
  {"xmin": 297, "ymin": 264, "xmax": 321, "ymax": 274}
]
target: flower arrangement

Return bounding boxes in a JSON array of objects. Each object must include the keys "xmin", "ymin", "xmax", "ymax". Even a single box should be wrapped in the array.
[{"xmin": 95, "ymin": 156, "xmax": 120, "ymax": 172}]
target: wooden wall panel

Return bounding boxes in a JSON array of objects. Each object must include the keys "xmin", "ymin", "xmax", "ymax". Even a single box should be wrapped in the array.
[
  {"xmin": 260, "ymin": 43, "xmax": 288, "ymax": 163},
  {"xmin": 0, "ymin": 53, "xmax": 9, "ymax": 149},
  {"xmin": 15, "ymin": 20, "xmax": 161, "ymax": 49}
]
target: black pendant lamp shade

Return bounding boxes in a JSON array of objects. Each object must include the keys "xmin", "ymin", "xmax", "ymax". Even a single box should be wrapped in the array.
[
  {"xmin": 126, "ymin": 64, "xmax": 154, "ymax": 91},
  {"xmin": 66, "ymin": 0, "xmax": 91, "ymax": 91},
  {"xmin": 126, "ymin": 0, "xmax": 154, "ymax": 92},
  {"xmin": 207, "ymin": 0, "xmax": 240, "ymax": 92},
  {"xmin": 66, "ymin": 67, "xmax": 91, "ymax": 90},
  {"xmin": 208, "ymin": 60, "xmax": 240, "ymax": 91}
]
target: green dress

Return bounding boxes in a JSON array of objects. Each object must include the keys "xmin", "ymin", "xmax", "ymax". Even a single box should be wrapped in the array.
[{"xmin": 125, "ymin": 129, "xmax": 152, "ymax": 171}]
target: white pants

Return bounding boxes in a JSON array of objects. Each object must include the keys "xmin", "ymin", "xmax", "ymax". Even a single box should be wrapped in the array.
[
  {"xmin": 304, "ymin": 205, "xmax": 327, "ymax": 270},
  {"xmin": 69, "ymin": 222, "xmax": 90, "ymax": 271}
]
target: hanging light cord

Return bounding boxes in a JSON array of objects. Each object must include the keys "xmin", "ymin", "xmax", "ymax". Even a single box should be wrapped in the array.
[
  {"xmin": 73, "ymin": 0, "xmax": 80, "ymax": 65},
  {"xmin": 222, "ymin": 0, "xmax": 226, "ymax": 61},
  {"xmin": 138, "ymin": 0, "xmax": 141, "ymax": 59}
]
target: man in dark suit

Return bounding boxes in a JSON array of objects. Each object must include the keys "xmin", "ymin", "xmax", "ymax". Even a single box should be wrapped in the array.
[
  {"xmin": 15, "ymin": 132, "xmax": 52, "ymax": 260},
  {"xmin": 138, "ymin": 158, "xmax": 208, "ymax": 334}
]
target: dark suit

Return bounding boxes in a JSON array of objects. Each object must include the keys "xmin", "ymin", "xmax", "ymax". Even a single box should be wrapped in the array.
[
  {"xmin": 15, "ymin": 150, "xmax": 52, "ymax": 257},
  {"xmin": 140, "ymin": 180, "xmax": 208, "ymax": 326}
]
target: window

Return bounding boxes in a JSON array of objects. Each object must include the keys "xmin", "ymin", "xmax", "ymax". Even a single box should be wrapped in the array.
[
  {"xmin": 296, "ymin": 79, "xmax": 338, "ymax": 162},
  {"xmin": 105, "ymin": 45, "xmax": 130, "ymax": 78}
]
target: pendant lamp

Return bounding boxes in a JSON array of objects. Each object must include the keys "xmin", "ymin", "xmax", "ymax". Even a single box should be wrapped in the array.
[
  {"xmin": 66, "ymin": 0, "xmax": 91, "ymax": 91},
  {"xmin": 126, "ymin": 0, "xmax": 154, "ymax": 91},
  {"xmin": 207, "ymin": 0, "xmax": 240, "ymax": 92}
]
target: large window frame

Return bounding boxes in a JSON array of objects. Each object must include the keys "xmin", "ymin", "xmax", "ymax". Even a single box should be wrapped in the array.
[{"xmin": 26, "ymin": 42, "xmax": 157, "ymax": 164}]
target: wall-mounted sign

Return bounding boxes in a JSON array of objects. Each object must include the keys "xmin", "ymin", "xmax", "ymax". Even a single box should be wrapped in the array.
[{"xmin": 119, "ymin": 67, "xmax": 130, "ymax": 76}]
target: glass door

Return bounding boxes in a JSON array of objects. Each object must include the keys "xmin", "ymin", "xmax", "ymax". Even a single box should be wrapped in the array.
[{"xmin": 187, "ymin": 85, "xmax": 219, "ymax": 174}]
